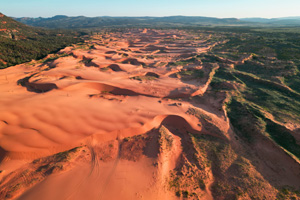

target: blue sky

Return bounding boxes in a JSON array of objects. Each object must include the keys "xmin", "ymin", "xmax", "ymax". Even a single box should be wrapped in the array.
[{"xmin": 2, "ymin": 0, "xmax": 300, "ymax": 18}]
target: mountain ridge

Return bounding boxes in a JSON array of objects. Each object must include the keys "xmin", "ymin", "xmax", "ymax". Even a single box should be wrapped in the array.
[
  {"xmin": 14, "ymin": 15, "xmax": 251, "ymax": 29},
  {"xmin": 241, "ymin": 17, "xmax": 300, "ymax": 25},
  {"xmin": 14, "ymin": 15, "xmax": 300, "ymax": 29}
]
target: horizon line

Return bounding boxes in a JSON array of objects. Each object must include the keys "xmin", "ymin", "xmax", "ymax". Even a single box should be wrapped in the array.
[{"xmin": 11, "ymin": 14, "xmax": 300, "ymax": 20}]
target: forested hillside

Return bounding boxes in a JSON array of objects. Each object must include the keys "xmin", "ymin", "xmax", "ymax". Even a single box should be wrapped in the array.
[{"xmin": 0, "ymin": 13, "xmax": 83, "ymax": 68}]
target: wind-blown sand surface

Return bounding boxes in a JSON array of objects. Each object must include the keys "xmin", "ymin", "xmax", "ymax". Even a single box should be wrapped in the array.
[{"xmin": 0, "ymin": 29, "xmax": 299, "ymax": 200}]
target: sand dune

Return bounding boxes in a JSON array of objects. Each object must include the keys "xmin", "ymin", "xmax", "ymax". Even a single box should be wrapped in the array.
[
  {"xmin": 0, "ymin": 29, "xmax": 299, "ymax": 200},
  {"xmin": 0, "ymin": 29, "xmax": 217, "ymax": 199}
]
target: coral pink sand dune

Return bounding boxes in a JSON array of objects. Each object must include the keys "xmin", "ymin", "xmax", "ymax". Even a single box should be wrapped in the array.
[{"xmin": 0, "ymin": 29, "xmax": 247, "ymax": 200}]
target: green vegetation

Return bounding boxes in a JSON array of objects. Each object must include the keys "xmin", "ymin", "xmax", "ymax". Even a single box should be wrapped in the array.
[
  {"xmin": 190, "ymin": 132, "xmax": 277, "ymax": 199},
  {"xmin": 80, "ymin": 58, "xmax": 93, "ymax": 65},
  {"xmin": 187, "ymin": 107, "xmax": 212, "ymax": 121},
  {"xmin": 0, "ymin": 13, "xmax": 84, "ymax": 69},
  {"xmin": 177, "ymin": 69, "xmax": 204, "ymax": 79},
  {"xmin": 204, "ymin": 26, "xmax": 300, "ymax": 126},
  {"xmin": 266, "ymin": 120, "xmax": 300, "ymax": 159},
  {"xmin": 73, "ymin": 43, "xmax": 95, "ymax": 50},
  {"xmin": 0, "ymin": 34, "xmax": 82, "ymax": 69},
  {"xmin": 284, "ymin": 74, "xmax": 300, "ymax": 93},
  {"xmin": 192, "ymin": 27, "xmax": 300, "ymax": 198},
  {"xmin": 34, "ymin": 52, "xmax": 71, "ymax": 64},
  {"xmin": 168, "ymin": 171, "xmax": 199, "ymax": 199},
  {"xmin": 226, "ymin": 96, "xmax": 300, "ymax": 160},
  {"xmin": 212, "ymin": 61, "xmax": 300, "ymax": 123},
  {"xmin": 214, "ymin": 60, "xmax": 300, "ymax": 156},
  {"xmin": 169, "ymin": 57, "xmax": 199, "ymax": 67},
  {"xmin": 190, "ymin": 133, "xmax": 236, "ymax": 173},
  {"xmin": 211, "ymin": 27, "xmax": 300, "ymax": 61},
  {"xmin": 34, "ymin": 147, "xmax": 81, "ymax": 176},
  {"xmin": 53, "ymin": 147, "xmax": 80, "ymax": 162},
  {"xmin": 158, "ymin": 126, "xmax": 173, "ymax": 151}
]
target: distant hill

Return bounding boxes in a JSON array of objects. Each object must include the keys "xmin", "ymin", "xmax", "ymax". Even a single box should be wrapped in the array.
[
  {"xmin": 15, "ymin": 15, "xmax": 300, "ymax": 29},
  {"xmin": 240, "ymin": 17, "xmax": 300, "ymax": 25},
  {"xmin": 15, "ymin": 15, "xmax": 251, "ymax": 29},
  {"xmin": 0, "ymin": 13, "xmax": 83, "ymax": 68}
]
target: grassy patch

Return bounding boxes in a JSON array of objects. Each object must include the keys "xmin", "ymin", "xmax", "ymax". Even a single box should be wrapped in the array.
[
  {"xmin": 53, "ymin": 147, "xmax": 80, "ymax": 162},
  {"xmin": 226, "ymin": 98, "xmax": 266, "ymax": 143},
  {"xmin": 169, "ymin": 57, "xmax": 199, "ymax": 67},
  {"xmin": 226, "ymin": 97, "xmax": 300, "ymax": 160},
  {"xmin": 266, "ymin": 120, "xmax": 300, "ymax": 159},
  {"xmin": 178, "ymin": 69, "xmax": 204, "ymax": 79},
  {"xmin": 284, "ymin": 74, "xmax": 300, "ymax": 93},
  {"xmin": 213, "ymin": 66, "xmax": 300, "ymax": 123}
]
